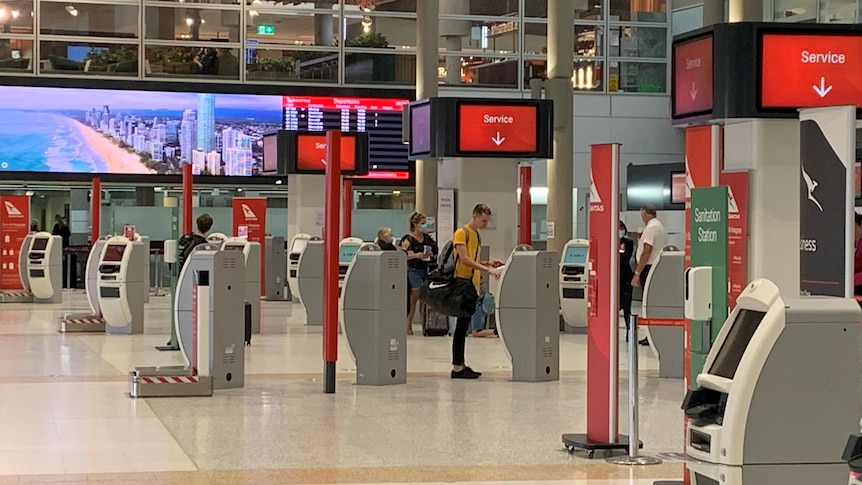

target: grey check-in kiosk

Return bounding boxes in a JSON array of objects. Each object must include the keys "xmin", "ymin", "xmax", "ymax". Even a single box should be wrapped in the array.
[
  {"xmin": 98, "ymin": 235, "xmax": 147, "ymax": 335},
  {"xmin": 27, "ymin": 232, "xmax": 63, "ymax": 303},
  {"xmin": 288, "ymin": 233, "xmax": 312, "ymax": 302},
  {"xmin": 222, "ymin": 237, "xmax": 261, "ymax": 335},
  {"xmin": 560, "ymin": 239, "xmax": 589, "ymax": 331},
  {"xmin": 172, "ymin": 244, "xmax": 245, "ymax": 390},
  {"xmin": 1, "ymin": 233, "xmax": 34, "ymax": 303},
  {"xmin": 59, "ymin": 237, "xmax": 109, "ymax": 332},
  {"xmin": 296, "ymin": 238, "xmax": 323, "ymax": 326},
  {"xmin": 640, "ymin": 248, "xmax": 685, "ymax": 378},
  {"xmin": 264, "ymin": 235, "xmax": 287, "ymax": 301},
  {"xmin": 340, "ymin": 244, "xmax": 407, "ymax": 385},
  {"xmin": 496, "ymin": 245, "xmax": 560, "ymax": 382},
  {"xmin": 682, "ymin": 279, "xmax": 861, "ymax": 484}
]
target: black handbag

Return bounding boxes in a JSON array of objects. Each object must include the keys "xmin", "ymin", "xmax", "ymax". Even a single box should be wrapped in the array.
[{"xmin": 419, "ymin": 274, "xmax": 477, "ymax": 318}]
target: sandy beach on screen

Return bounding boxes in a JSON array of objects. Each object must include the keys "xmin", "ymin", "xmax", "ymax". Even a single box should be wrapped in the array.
[{"xmin": 71, "ymin": 119, "xmax": 152, "ymax": 174}]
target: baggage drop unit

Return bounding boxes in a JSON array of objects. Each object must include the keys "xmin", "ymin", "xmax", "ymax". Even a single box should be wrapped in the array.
[
  {"xmin": 640, "ymin": 249, "xmax": 685, "ymax": 378},
  {"xmin": 221, "ymin": 237, "xmax": 261, "ymax": 335},
  {"xmin": 0, "ymin": 233, "xmax": 34, "ymax": 303},
  {"xmin": 98, "ymin": 236, "xmax": 147, "ymax": 335},
  {"xmin": 263, "ymin": 235, "xmax": 287, "ymax": 301},
  {"xmin": 130, "ymin": 246, "xmax": 245, "ymax": 397},
  {"xmin": 559, "ymin": 239, "xmax": 589, "ymax": 331},
  {"xmin": 58, "ymin": 237, "xmax": 109, "ymax": 332},
  {"xmin": 287, "ymin": 233, "xmax": 312, "ymax": 302},
  {"xmin": 26, "ymin": 232, "xmax": 63, "ymax": 304},
  {"xmin": 496, "ymin": 245, "xmax": 560, "ymax": 382},
  {"xmin": 296, "ymin": 238, "xmax": 323, "ymax": 326},
  {"xmin": 682, "ymin": 279, "xmax": 861, "ymax": 484},
  {"xmin": 340, "ymin": 245, "xmax": 407, "ymax": 385}
]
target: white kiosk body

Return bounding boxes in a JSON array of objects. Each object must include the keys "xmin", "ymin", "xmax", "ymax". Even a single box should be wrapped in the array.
[
  {"xmin": 59, "ymin": 237, "xmax": 109, "ymax": 332},
  {"xmin": 207, "ymin": 232, "xmax": 228, "ymax": 244},
  {"xmin": 174, "ymin": 246, "xmax": 245, "ymax": 390},
  {"xmin": 98, "ymin": 236, "xmax": 147, "ymax": 334},
  {"xmin": 263, "ymin": 235, "xmax": 287, "ymax": 301},
  {"xmin": 27, "ymin": 232, "xmax": 63, "ymax": 303},
  {"xmin": 288, "ymin": 233, "xmax": 312, "ymax": 302},
  {"xmin": 560, "ymin": 239, "xmax": 589, "ymax": 330},
  {"xmin": 222, "ymin": 237, "xmax": 261, "ymax": 334},
  {"xmin": 683, "ymin": 279, "xmax": 861, "ymax": 484},
  {"xmin": 497, "ymin": 245, "xmax": 560, "ymax": 382},
  {"xmin": 340, "ymin": 245, "xmax": 407, "ymax": 385},
  {"xmin": 640, "ymin": 249, "xmax": 685, "ymax": 379},
  {"xmin": 296, "ymin": 239, "xmax": 323, "ymax": 326}
]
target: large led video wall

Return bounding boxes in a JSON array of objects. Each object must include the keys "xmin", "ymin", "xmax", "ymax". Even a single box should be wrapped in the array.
[{"xmin": 0, "ymin": 86, "xmax": 409, "ymax": 177}]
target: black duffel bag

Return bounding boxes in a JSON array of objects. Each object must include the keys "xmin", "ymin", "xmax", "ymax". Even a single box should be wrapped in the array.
[{"xmin": 419, "ymin": 272, "xmax": 477, "ymax": 318}]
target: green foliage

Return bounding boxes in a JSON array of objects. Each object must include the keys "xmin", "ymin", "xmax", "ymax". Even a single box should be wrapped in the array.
[
  {"xmin": 149, "ymin": 47, "xmax": 195, "ymax": 64},
  {"xmin": 345, "ymin": 32, "xmax": 389, "ymax": 48},
  {"xmin": 84, "ymin": 46, "xmax": 137, "ymax": 64},
  {"xmin": 255, "ymin": 57, "xmax": 294, "ymax": 72}
]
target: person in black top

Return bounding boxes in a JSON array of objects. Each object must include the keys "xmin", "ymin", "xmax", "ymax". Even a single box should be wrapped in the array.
[
  {"xmin": 193, "ymin": 47, "xmax": 218, "ymax": 75},
  {"xmin": 619, "ymin": 220, "xmax": 635, "ymax": 341},
  {"xmin": 374, "ymin": 227, "xmax": 397, "ymax": 251},
  {"xmin": 400, "ymin": 211, "xmax": 438, "ymax": 335},
  {"xmin": 51, "ymin": 214, "xmax": 71, "ymax": 248}
]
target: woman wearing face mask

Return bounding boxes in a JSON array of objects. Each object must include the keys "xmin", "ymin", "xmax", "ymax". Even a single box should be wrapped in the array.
[
  {"xmin": 400, "ymin": 212, "xmax": 438, "ymax": 335},
  {"xmin": 374, "ymin": 227, "xmax": 397, "ymax": 251},
  {"xmin": 619, "ymin": 220, "xmax": 635, "ymax": 340}
]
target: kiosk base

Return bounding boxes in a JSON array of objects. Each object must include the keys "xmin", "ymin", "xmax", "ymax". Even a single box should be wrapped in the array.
[
  {"xmin": 0, "ymin": 290, "xmax": 33, "ymax": 303},
  {"xmin": 58, "ymin": 314, "xmax": 105, "ymax": 332},
  {"xmin": 129, "ymin": 366, "xmax": 213, "ymax": 398},
  {"xmin": 562, "ymin": 433, "xmax": 642, "ymax": 459}
]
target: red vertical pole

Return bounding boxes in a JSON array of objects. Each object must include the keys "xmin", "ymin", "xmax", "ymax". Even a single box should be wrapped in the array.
[
  {"xmin": 182, "ymin": 163, "xmax": 193, "ymax": 234},
  {"xmin": 519, "ymin": 164, "xmax": 532, "ymax": 245},
  {"xmin": 90, "ymin": 177, "xmax": 101, "ymax": 245},
  {"xmin": 323, "ymin": 130, "xmax": 341, "ymax": 393},
  {"xmin": 342, "ymin": 178, "xmax": 353, "ymax": 239}
]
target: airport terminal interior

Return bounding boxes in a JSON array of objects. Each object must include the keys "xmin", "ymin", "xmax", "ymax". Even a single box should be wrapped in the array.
[{"xmin": 3, "ymin": 0, "xmax": 862, "ymax": 484}]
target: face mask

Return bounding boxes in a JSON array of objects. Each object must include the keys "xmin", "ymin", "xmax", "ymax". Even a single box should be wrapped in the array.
[
  {"xmin": 619, "ymin": 230, "xmax": 626, "ymax": 238},
  {"xmin": 419, "ymin": 223, "xmax": 429, "ymax": 232}
]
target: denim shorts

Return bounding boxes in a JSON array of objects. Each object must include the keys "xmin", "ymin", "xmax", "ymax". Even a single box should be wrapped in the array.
[{"xmin": 407, "ymin": 267, "xmax": 428, "ymax": 290}]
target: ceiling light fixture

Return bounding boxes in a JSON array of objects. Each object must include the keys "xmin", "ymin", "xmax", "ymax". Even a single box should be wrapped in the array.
[
  {"xmin": 0, "ymin": 8, "xmax": 6, "ymax": 19},
  {"xmin": 65, "ymin": 5, "xmax": 78, "ymax": 16},
  {"xmin": 11, "ymin": 9, "xmax": 19, "ymax": 18}
]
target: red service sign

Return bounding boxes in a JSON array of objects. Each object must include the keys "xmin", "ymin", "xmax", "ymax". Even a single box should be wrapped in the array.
[
  {"xmin": 761, "ymin": 33, "xmax": 862, "ymax": 109},
  {"xmin": 0, "ymin": 195, "xmax": 30, "ymax": 290},
  {"xmin": 296, "ymin": 134, "xmax": 357, "ymax": 172},
  {"xmin": 673, "ymin": 35, "xmax": 714, "ymax": 117},
  {"xmin": 457, "ymin": 104, "xmax": 538, "ymax": 153},
  {"xmin": 233, "ymin": 197, "xmax": 267, "ymax": 295}
]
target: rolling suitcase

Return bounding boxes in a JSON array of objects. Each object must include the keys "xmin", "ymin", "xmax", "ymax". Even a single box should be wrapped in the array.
[{"xmin": 421, "ymin": 304, "xmax": 449, "ymax": 336}]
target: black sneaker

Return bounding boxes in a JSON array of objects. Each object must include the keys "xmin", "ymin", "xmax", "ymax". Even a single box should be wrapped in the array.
[
  {"xmin": 451, "ymin": 367, "xmax": 481, "ymax": 379},
  {"xmin": 638, "ymin": 338, "xmax": 649, "ymax": 346},
  {"xmin": 464, "ymin": 366, "xmax": 482, "ymax": 377}
]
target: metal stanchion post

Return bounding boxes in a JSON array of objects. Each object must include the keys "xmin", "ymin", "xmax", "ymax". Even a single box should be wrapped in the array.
[
  {"xmin": 64, "ymin": 251, "xmax": 73, "ymax": 292},
  {"xmin": 607, "ymin": 315, "xmax": 662, "ymax": 466}
]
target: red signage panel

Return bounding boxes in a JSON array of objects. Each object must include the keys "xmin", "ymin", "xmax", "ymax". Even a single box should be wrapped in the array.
[
  {"xmin": 232, "ymin": 197, "xmax": 267, "ymax": 295},
  {"xmin": 673, "ymin": 35, "xmax": 714, "ymax": 118},
  {"xmin": 457, "ymin": 104, "xmax": 538, "ymax": 153},
  {"xmin": 761, "ymin": 33, "xmax": 862, "ymax": 109},
  {"xmin": 720, "ymin": 171, "xmax": 749, "ymax": 308},
  {"xmin": 684, "ymin": 125, "xmax": 717, "ymax": 268},
  {"xmin": 296, "ymin": 134, "xmax": 357, "ymax": 172},
  {"xmin": 0, "ymin": 195, "xmax": 30, "ymax": 290}
]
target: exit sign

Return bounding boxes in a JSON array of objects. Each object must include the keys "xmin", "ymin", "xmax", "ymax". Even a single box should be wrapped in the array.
[{"xmin": 257, "ymin": 25, "xmax": 275, "ymax": 35}]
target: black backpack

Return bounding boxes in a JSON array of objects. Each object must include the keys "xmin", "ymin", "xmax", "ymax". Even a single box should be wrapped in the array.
[{"xmin": 177, "ymin": 233, "xmax": 207, "ymax": 270}]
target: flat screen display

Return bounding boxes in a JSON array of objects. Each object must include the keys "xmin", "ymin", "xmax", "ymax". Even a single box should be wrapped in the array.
[
  {"xmin": 31, "ymin": 238, "xmax": 48, "ymax": 251},
  {"xmin": 671, "ymin": 172, "xmax": 687, "ymax": 204},
  {"xmin": 262, "ymin": 132, "xmax": 279, "ymax": 173},
  {"xmin": 0, "ymin": 87, "xmax": 409, "ymax": 177},
  {"xmin": 102, "ymin": 244, "xmax": 126, "ymax": 262},
  {"xmin": 563, "ymin": 246, "xmax": 588, "ymax": 265},
  {"xmin": 295, "ymin": 133, "xmax": 358, "ymax": 172},
  {"xmin": 708, "ymin": 309, "xmax": 767, "ymax": 379},
  {"xmin": 224, "ymin": 245, "xmax": 245, "ymax": 252},
  {"xmin": 457, "ymin": 103, "xmax": 538, "ymax": 154},
  {"xmin": 410, "ymin": 102, "xmax": 431, "ymax": 156},
  {"xmin": 339, "ymin": 244, "xmax": 361, "ymax": 264},
  {"xmin": 672, "ymin": 35, "xmax": 713, "ymax": 118}
]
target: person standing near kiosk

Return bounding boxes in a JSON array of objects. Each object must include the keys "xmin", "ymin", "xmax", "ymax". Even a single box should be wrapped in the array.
[
  {"xmin": 619, "ymin": 220, "xmax": 635, "ymax": 339},
  {"xmin": 178, "ymin": 214, "xmax": 213, "ymax": 269},
  {"xmin": 631, "ymin": 204, "xmax": 665, "ymax": 345},
  {"xmin": 450, "ymin": 204, "xmax": 503, "ymax": 379},
  {"xmin": 401, "ymin": 212, "xmax": 438, "ymax": 336}
]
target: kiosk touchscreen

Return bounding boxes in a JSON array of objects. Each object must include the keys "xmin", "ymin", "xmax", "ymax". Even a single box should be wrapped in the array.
[
  {"xmin": 27, "ymin": 232, "xmax": 63, "ymax": 303},
  {"xmin": 288, "ymin": 233, "xmax": 312, "ymax": 302},
  {"xmin": 683, "ymin": 279, "xmax": 861, "ymax": 484},
  {"xmin": 338, "ymin": 237, "xmax": 364, "ymax": 289},
  {"xmin": 560, "ymin": 239, "xmax": 589, "ymax": 330}
]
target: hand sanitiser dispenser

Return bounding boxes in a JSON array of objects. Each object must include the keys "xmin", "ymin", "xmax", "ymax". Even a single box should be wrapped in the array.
[{"xmin": 685, "ymin": 266, "xmax": 712, "ymax": 321}]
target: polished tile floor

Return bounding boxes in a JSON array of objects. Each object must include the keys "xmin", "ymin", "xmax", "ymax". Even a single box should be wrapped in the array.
[{"xmin": 0, "ymin": 291, "xmax": 687, "ymax": 484}]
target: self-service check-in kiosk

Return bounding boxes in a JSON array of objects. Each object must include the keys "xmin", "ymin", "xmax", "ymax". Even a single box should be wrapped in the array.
[
  {"xmin": 59, "ymin": 237, "xmax": 109, "ymax": 332},
  {"xmin": 340, "ymin": 245, "xmax": 407, "ymax": 385},
  {"xmin": 264, "ymin": 235, "xmax": 286, "ymax": 301},
  {"xmin": 296, "ymin": 238, "xmax": 323, "ymax": 326},
  {"xmin": 496, "ymin": 245, "xmax": 560, "ymax": 382},
  {"xmin": 682, "ymin": 279, "xmax": 861, "ymax": 484},
  {"xmin": 222, "ymin": 237, "xmax": 261, "ymax": 335},
  {"xmin": 560, "ymin": 239, "xmax": 589, "ymax": 331},
  {"xmin": 288, "ymin": 233, "xmax": 312, "ymax": 302},
  {"xmin": 338, "ymin": 237, "xmax": 363, "ymax": 290},
  {"xmin": 640, "ymin": 249, "xmax": 685, "ymax": 379},
  {"xmin": 0, "ymin": 234, "xmax": 34, "ymax": 303},
  {"xmin": 98, "ymin": 235, "xmax": 147, "ymax": 335},
  {"xmin": 27, "ymin": 232, "xmax": 63, "ymax": 303}
]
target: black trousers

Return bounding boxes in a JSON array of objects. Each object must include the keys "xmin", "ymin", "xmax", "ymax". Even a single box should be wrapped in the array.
[{"xmin": 451, "ymin": 316, "xmax": 470, "ymax": 365}]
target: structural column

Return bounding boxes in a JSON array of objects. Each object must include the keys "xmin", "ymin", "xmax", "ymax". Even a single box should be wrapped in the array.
[
  {"xmin": 702, "ymin": 0, "xmax": 725, "ymax": 26},
  {"xmin": 287, "ymin": 174, "xmax": 325, "ymax": 243},
  {"xmin": 545, "ymin": 0, "xmax": 574, "ymax": 255},
  {"xmin": 415, "ymin": 0, "xmax": 438, "ymax": 218},
  {"xmin": 729, "ymin": 0, "xmax": 762, "ymax": 22}
]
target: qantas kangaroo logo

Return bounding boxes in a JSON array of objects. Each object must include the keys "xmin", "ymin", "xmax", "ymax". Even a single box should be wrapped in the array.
[
  {"xmin": 800, "ymin": 166, "xmax": 823, "ymax": 212},
  {"xmin": 241, "ymin": 204, "xmax": 258, "ymax": 221},
  {"xmin": 4, "ymin": 201, "xmax": 23, "ymax": 218}
]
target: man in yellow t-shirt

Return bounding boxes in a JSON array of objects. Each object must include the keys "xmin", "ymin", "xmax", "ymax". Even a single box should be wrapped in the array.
[{"xmin": 450, "ymin": 203, "xmax": 504, "ymax": 379}]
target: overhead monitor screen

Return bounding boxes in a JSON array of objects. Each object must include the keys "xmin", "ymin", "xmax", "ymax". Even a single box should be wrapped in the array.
[
  {"xmin": 0, "ymin": 87, "xmax": 409, "ymax": 177},
  {"xmin": 563, "ymin": 246, "xmax": 588, "ymax": 265},
  {"xmin": 31, "ymin": 238, "xmax": 48, "ymax": 251},
  {"xmin": 672, "ymin": 35, "xmax": 714, "ymax": 118},
  {"xmin": 262, "ymin": 132, "xmax": 279, "ymax": 173},
  {"xmin": 409, "ymin": 102, "xmax": 431, "ymax": 156},
  {"xmin": 339, "ymin": 244, "xmax": 361, "ymax": 264},
  {"xmin": 102, "ymin": 244, "xmax": 126, "ymax": 262},
  {"xmin": 671, "ymin": 172, "xmax": 687, "ymax": 204},
  {"xmin": 295, "ymin": 133, "xmax": 358, "ymax": 172},
  {"xmin": 708, "ymin": 309, "xmax": 767, "ymax": 379}
]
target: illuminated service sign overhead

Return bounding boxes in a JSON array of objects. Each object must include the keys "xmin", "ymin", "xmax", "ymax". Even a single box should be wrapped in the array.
[
  {"xmin": 408, "ymin": 97, "xmax": 553, "ymax": 159},
  {"xmin": 672, "ymin": 35, "xmax": 713, "ymax": 119},
  {"xmin": 285, "ymin": 131, "xmax": 368, "ymax": 175},
  {"xmin": 760, "ymin": 33, "xmax": 862, "ymax": 109}
]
